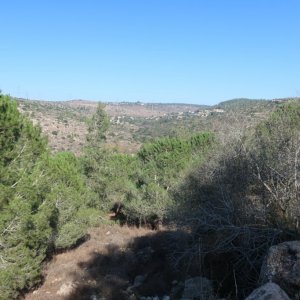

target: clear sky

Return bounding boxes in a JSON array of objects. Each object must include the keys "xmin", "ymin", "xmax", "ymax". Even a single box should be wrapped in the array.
[{"xmin": 1, "ymin": 0, "xmax": 300, "ymax": 105}]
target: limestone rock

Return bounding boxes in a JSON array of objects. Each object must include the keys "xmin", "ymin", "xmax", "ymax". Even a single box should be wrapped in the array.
[
  {"xmin": 260, "ymin": 241, "xmax": 300, "ymax": 296},
  {"xmin": 245, "ymin": 282, "xmax": 290, "ymax": 300},
  {"xmin": 181, "ymin": 277, "xmax": 214, "ymax": 300},
  {"xmin": 133, "ymin": 274, "xmax": 146, "ymax": 287},
  {"xmin": 56, "ymin": 282, "xmax": 76, "ymax": 296}
]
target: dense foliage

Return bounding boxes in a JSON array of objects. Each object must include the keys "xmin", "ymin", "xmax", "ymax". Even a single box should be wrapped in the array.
[
  {"xmin": 0, "ymin": 96, "xmax": 99, "ymax": 299},
  {"xmin": 82, "ymin": 105, "xmax": 215, "ymax": 226}
]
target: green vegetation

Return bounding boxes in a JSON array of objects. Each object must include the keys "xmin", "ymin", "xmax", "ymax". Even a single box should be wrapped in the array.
[
  {"xmin": 86, "ymin": 103, "xmax": 109, "ymax": 145},
  {"xmin": 0, "ymin": 95, "xmax": 99, "ymax": 299},
  {"xmin": 215, "ymin": 98, "xmax": 269, "ymax": 110},
  {"xmin": 18, "ymin": 99, "xmax": 90, "ymax": 123},
  {"xmin": 129, "ymin": 99, "xmax": 277, "ymax": 145},
  {"xmin": 82, "ymin": 103, "xmax": 216, "ymax": 226},
  {"xmin": 0, "ymin": 95, "xmax": 299, "ymax": 299},
  {"xmin": 17, "ymin": 97, "xmax": 280, "ymax": 155}
]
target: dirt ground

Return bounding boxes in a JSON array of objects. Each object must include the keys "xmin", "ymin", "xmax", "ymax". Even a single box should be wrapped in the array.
[{"xmin": 23, "ymin": 225, "xmax": 187, "ymax": 300}]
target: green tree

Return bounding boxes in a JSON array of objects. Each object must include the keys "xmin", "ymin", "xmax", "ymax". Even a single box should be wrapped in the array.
[
  {"xmin": 86, "ymin": 103, "xmax": 109, "ymax": 145},
  {"xmin": 0, "ymin": 96, "xmax": 51, "ymax": 298},
  {"xmin": 0, "ymin": 96, "xmax": 99, "ymax": 299},
  {"xmin": 82, "ymin": 103, "xmax": 110, "ymax": 181}
]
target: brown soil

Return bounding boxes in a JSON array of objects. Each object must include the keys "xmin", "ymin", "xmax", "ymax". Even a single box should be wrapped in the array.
[{"xmin": 24, "ymin": 225, "xmax": 188, "ymax": 300}]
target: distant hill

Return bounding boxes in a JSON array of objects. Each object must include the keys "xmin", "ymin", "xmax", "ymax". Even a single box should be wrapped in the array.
[
  {"xmin": 215, "ymin": 98, "xmax": 269, "ymax": 109},
  {"xmin": 16, "ymin": 98, "xmax": 207, "ymax": 154},
  {"xmin": 17, "ymin": 98, "xmax": 205, "ymax": 117},
  {"xmin": 215, "ymin": 97, "xmax": 300, "ymax": 110},
  {"xmin": 16, "ymin": 97, "xmax": 292, "ymax": 155}
]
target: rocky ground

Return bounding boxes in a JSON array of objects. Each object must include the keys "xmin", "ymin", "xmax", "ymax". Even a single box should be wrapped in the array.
[
  {"xmin": 22, "ymin": 223, "xmax": 300, "ymax": 300},
  {"xmin": 23, "ymin": 225, "xmax": 189, "ymax": 300}
]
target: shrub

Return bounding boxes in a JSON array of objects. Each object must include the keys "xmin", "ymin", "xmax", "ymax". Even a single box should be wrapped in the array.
[{"xmin": 170, "ymin": 100, "xmax": 300, "ymax": 298}]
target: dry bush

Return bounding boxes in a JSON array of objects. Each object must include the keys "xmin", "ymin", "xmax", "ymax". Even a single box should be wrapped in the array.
[{"xmin": 169, "ymin": 102, "xmax": 300, "ymax": 298}]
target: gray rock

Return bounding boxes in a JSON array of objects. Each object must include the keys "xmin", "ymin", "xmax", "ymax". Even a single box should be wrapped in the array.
[
  {"xmin": 127, "ymin": 274, "xmax": 147, "ymax": 294},
  {"xmin": 133, "ymin": 274, "xmax": 146, "ymax": 287},
  {"xmin": 181, "ymin": 277, "xmax": 214, "ymax": 300},
  {"xmin": 245, "ymin": 282, "xmax": 290, "ymax": 300},
  {"xmin": 260, "ymin": 241, "xmax": 300, "ymax": 296}
]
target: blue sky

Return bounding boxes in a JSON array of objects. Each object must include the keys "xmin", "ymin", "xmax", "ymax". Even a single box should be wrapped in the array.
[{"xmin": 1, "ymin": 0, "xmax": 300, "ymax": 105}]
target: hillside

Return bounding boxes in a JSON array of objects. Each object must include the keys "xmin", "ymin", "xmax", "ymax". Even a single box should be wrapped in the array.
[
  {"xmin": 17, "ymin": 99, "xmax": 205, "ymax": 154},
  {"xmin": 16, "ymin": 98, "xmax": 285, "ymax": 154}
]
